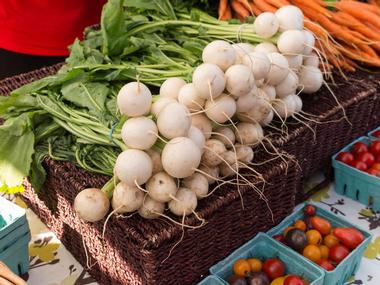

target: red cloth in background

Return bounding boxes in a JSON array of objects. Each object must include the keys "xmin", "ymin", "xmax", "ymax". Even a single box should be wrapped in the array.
[{"xmin": 0, "ymin": 0, "xmax": 106, "ymax": 56}]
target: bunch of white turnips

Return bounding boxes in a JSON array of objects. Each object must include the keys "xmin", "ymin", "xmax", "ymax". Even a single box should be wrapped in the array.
[{"xmin": 74, "ymin": 5, "xmax": 324, "ymax": 223}]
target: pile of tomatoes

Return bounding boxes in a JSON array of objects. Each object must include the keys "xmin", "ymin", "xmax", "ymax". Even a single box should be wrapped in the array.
[
  {"xmin": 371, "ymin": 130, "xmax": 380, "ymax": 139},
  {"xmin": 272, "ymin": 205, "xmax": 364, "ymax": 272},
  {"xmin": 229, "ymin": 257, "xmax": 309, "ymax": 285},
  {"xmin": 337, "ymin": 140, "xmax": 380, "ymax": 177}
]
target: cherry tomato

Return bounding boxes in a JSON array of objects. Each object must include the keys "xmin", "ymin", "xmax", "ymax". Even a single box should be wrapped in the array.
[
  {"xmin": 317, "ymin": 259, "xmax": 335, "ymax": 271},
  {"xmin": 294, "ymin": 220, "xmax": 307, "ymax": 232},
  {"xmin": 306, "ymin": 230, "xmax": 322, "ymax": 245},
  {"xmin": 310, "ymin": 216, "xmax": 331, "ymax": 236},
  {"xmin": 372, "ymin": 130, "xmax": 380, "ymax": 139},
  {"xmin": 233, "ymin": 259, "xmax": 251, "ymax": 277},
  {"xmin": 336, "ymin": 152, "xmax": 354, "ymax": 165},
  {"xmin": 377, "ymin": 155, "xmax": 380, "ymax": 163},
  {"xmin": 351, "ymin": 161, "xmax": 368, "ymax": 171},
  {"xmin": 270, "ymin": 276, "xmax": 286, "ymax": 285},
  {"xmin": 303, "ymin": 244, "xmax": 322, "ymax": 263},
  {"xmin": 304, "ymin": 205, "xmax": 316, "ymax": 217},
  {"xmin": 352, "ymin": 142, "xmax": 368, "ymax": 156},
  {"xmin": 304, "ymin": 217, "xmax": 313, "ymax": 231},
  {"xmin": 247, "ymin": 258, "xmax": 262, "ymax": 273},
  {"xmin": 370, "ymin": 141, "xmax": 380, "ymax": 156},
  {"xmin": 262, "ymin": 258, "xmax": 285, "ymax": 281},
  {"xmin": 372, "ymin": 163, "xmax": 380, "ymax": 171},
  {"xmin": 284, "ymin": 226, "xmax": 296, "ymax": 236},
  {"xmin": 357, "ymin": 152, "xmax": 375, "ymax": 167},
  {"xmin": 319, "ymin": 245, "xmax": 329, "ymax": 259},
  {"xmin": 273, "ymin": 234, "xmax": 285, "ymax": 243},
  {"xmin": 329, "ymin": 245, "xmax": 350, "ymax": 264},
  {"xmin": 284, "ymin": 275, "xmax": 304, "ymax": 285},
  {"xmin": 367, "ymin": 168, "xmax": 380, "ymax": 177},
  {"xmin": 323, "ymin": 235, "xmax": 339, "ymax": 248}
]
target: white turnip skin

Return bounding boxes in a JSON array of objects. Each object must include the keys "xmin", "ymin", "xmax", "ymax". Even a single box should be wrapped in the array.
[
  {"xmin": 235, "ymin": 144, "xmax": 254, "ymax": 163},
  {"xmin": 146, "ymin": 171, "xmax": 177, "ymax": 202},
  {"xmin": 298, "ymin": 66, "xmax": 323, "ymax": 93},
  {"xmin": 205, "ymin": 94, "xmax": 237, "ymax": 123},
  {"xmin": 169, "ymin": 188, "xmax": 198, "ymax": 216},
  {"xmin": 213, "ymin": 127, "xmax": 235, "ymax": 148},
  {"xmin": 138, "ymin": 197, "xmax": 165, "ymax": 219},
  {"xmin": 202, "ymin": 40, "xmax": 236, "ymax": 71},
  {"xmin": 284, "ymin": 54, "xmax": 303, "ymax": 71},
  {"xmin": 254, "ymin": 12, "xmax": 280, "ymax": 38},
  {"xmin": 238, "ymin": 92, "xmax": 271, "ymax": 123},
  {"xmin": 267, "ymin": 52, "xmax": 290, "ymax": 85},
  {"xmin": 199, "ymin": 165, "xmax": 220, "ymax": 184},
  {"xmin": 303, "ymin": 30, "xmax": 316, "ymax": 55},
  {"xmin": 219, "ymin": 160, "xmax": 239, "ymax": 178},
  {"xmin": 277, "ymin": 30, "xmax": 306, "ymax": 55},
  {"xmin": 121, "ymin": 117, "xmax": 158, "ymax": 150},
  {"xmin": 236, "ymin": 91, "xmax": 258, "ymax": 113},
  {"xmin": 202, "ymin": 139, "xmax": 227, "ymax": 167},
  {"xmin": 74, "ymin": 188, "xmax": 110, "ymax": 222},
  {"xmin": 275, "ymin": 5, "xmax": 304, "ymax": 32},
  {"xmin": 255, "ymin": 42, "xmax": 278, "ymax": 54},
  {"xmin": 178, "ymin": 83, "xmax": 205, "ymax": 112},
  {"xmin": 275, "ymin": 70, "xmax": 299, "ymax": 98},
  {"xmin": 187, "ymin": 126, "xmax": 206, "ymax": 152},
  {"xmin": 225, "ymin": 64, "xmax": 256, "ymax": 97},
  {"xmin": 146, "ymin": 149, "xmax": 163, "ymax": 174},
  {"xmin": 235, "ymin": 122, "xmax": 264, "ymax": 145},
  {"xmin": 303, "ymin": 52, "xmax": 319, "ymax": 67},
  {"xmin": 151, "ymin": 98, "xmax": 177, "ymax": 117},
  {"xmin": 161, "ymin": 137, "xmax": 201, "ymax": 178},
  {"xmin": 117, "ymin": 82, "xmax": 152, "ymax": 117},
  {"xmin": 157, "ymin": 102, "xmax": 191, "ymax": 139},
  {"xmin": 192, "ymin": 63, "xmax": 226, "ymax": 99},
  {"xmin": 260, "ymin": 109, "xmax": 274, "ymax": 126},
  {"xmin": 233, "ymin": 43, "xmax": 256, "ymax": 64},
  {"xmin": 111, "ymin": 182, "xmax": 144, "ymax": 214},
  {"xmin": 222, "ymin": 150, "xmax": 237, "ymax": 165},
  {"xmin": 242, "ymin": 52, "xmax": 271, "ymax": 80},
  {"xmin": 273, "ymin": 94, "xmax": 297, "ymax": 118},
  {"xmin": 183, "ymin": 173, "xmax": 209, "ymax": 199},
  {"xmin": 114, "ymin": 149, "xmax": 153, "ymax": 186},
  {"xmin": 261, "ymin": 85, "xmax": 276, "ymax": 101},
  {"xmin": 292, "ymin": 94, "xmax": 303, "ymax": 112},
  {"xmin": 159, "ymin": 77, "xmax": 186, "ymax": 99},
  {"xmin": 191, "ymin": 113, "xmax": 213, "ymax": 139}
]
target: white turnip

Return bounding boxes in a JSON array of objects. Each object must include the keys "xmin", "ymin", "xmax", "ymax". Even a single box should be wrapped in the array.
[
  {"xmin": 111, "ymin": 182, "xmax": 144, "ymax": 213},
  {"xmin": 138, "ymin": 197, "xmax": 165, "ymax": 219},
  {"xmin": 242, "ymin": 52, "xmax": 271, "ymax": 80},
  {"xmin": 202, "ymin": 40, "xmax": 236, "ymax": 71},
  {"xmin": 277, "ymin": 30, "xmax": 306, "ymax": 55},
  {"xmin": 188, "ymin": 126, "xmax": 206, "ymax": 151},
  {"xmin": 225, "ymin": 64, "xmax": 256, "ymax": 97},
  {"xmin": 205, "ymin": 94, "xmax": 236, "ymax": 123},
  {"xmin": 233, "ymin": 43, "xmax": 256, "ymax": 64},
  {"xmin": 169, "ymin": 188, "xmax": 197, "ymax": 216},
  {"xmin": 192, "ymin": 63, "xmax": 226, "ymax": 99},
  {"xmin": 202, "ymin": 139, "xmax": 227, "ymax": 167},
  {"xmin": 183, "ymin": 173, "xmax": 209, "ymax": 199},
  {"xmin": 235, "ymin": 122, "xmax": 264, "ymax": 145},
  {"xmin": 213, "ymin": 127, "xmax": 235, "ymax": 148},
  {"xmin": 178, "ymin": 83, "xmax": 205, "ymax": 111},
  {"xmin": 159, "ymin": 77, "xmax": 186, "ymax": 99},
  {"xmin": 117, "ymin": 82, "xmax": 152, "ymax": 117},
  {"xmin": 298, "ymin": 66, "xmax": 323, "ymax": 93},
  {"xmin": 121, "ymin": 117, "xmax": 158, "ymax": 150},
  {"xmin": 254, "ymin": 12, "xmax": 280, "ymax": 38},
  {"xmin": 275, "ymin": 5, "xmax": 304, "ymax": 32},
  {"xmin": 157, "ymin": 102, "xmax": 191, "ymax": 139},
  {"xmin": 74, "ymin": 188, "xmax": 110, "ymax": 222},
  {"xmin": 267, "ymin": 52, "xmax": 290, "ymax": 85},
  {"xmin": 151, "ymin": 97, "xmax": 177, "ymax": 117},
  {"xmin": 255, "ymin": 42, "xmax": 278, "ymax": 54},
  {"xmin": 191, "ymin": 113, "xmax": 213, "ymax": 139},
  {"xmin": 146, "ymin": 171, "xmax": 177, "ymax": 202},
  {"xmin": 275, "ymin": 71, "xmax": 299, "ymax": 98}
]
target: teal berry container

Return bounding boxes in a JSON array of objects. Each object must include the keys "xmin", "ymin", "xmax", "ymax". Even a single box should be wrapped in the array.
[
  {"xmin": 0, "ymin": 197, "xmax": 31, "ymax": 275},
  {"xmin": 332, "ymin": 136, "xmax": 380, "ymax": 211},
  {"xmin": 197, "ymin": 275, "xmax": 225, "ymax": 285},
  {"xmin": 210, "ymin": 232, "xmax": 324, "ymax": 285},
  {"xmin": 267, "ymin": 203, "xmax": 372, "ymax": 285},
  {"xmin": 368, "ymin": 126, "xmax": 380, "ymax": 140}
]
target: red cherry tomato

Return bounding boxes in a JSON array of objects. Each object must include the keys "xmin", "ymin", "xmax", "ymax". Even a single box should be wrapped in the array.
[
  {"xmin": 372, "ymin": 130, "xmax": 380, "ymax": 139},
  {"xmin": 351, "ymin": 161, "xmax": 368, "ymax": 171},
  {"xmin": 304, "ymin": 205, "xmax": 316, "ymax": 216},
  {"xmin": 273, "ymin": 234, "xmax": 285, "ymax": 243},
  {"xmin": 352, "ymin": 142, "xmax": 368, "ymax": 156},
  {"xmin": 336, "ymin": 152, "xmax": 354, "ymax": 165},
  {"xmin": 262, "ymin": 258, "xmax": 285, "ymax": 281},
  {"xmin": 317, "ymin": 259, "xmax": 335, "ymax": 271},
  {"xmin": 357, "ymin": 152, "xmax": 375, "ymax": 167},
  {"xmin": 329, "ymin": 245, "xmax": 350, "ymax": 264},
  {"xmin": 372, "ymin": 163, "xmax": 380, "ymax": 171},
  {"xmin": 370, "ymin": 141, "xmax": 380, "ymax": 156},
  {"xmin": 284, "ymin": 275, "xmax": 304, "ymax": 285},
  {"xmin": 377, "ymin": 155, "xmax": 380, "ymax": 163},
  {"xmin": 367, "ymin": 168, "xmax": 380, "ymax": 177}
]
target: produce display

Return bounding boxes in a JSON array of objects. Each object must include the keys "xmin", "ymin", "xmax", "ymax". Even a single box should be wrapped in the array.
[
  {"xmin": 271, "ymin": 205, "xmax": 365, "ymax": 271},
  {"xmin": 371, "ymin": 129, "xmax": 380, "ymax": 139}
]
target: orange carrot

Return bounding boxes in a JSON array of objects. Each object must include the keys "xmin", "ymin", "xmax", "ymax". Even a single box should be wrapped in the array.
[
  {"xmin": 291, "ymin": 0, "xmax": 331, "ymax": 18},
  {"xmin": 265, "ymin": 0, "xmax": 289, "ymax": 8},
  {"xmin": 250, "ymin": 2, "xmax": 262, "ymax": 15},
  {"xmin": 357, "ymin": 44, "xmax": 379, "ymax": 59},
  {"xmin": 336, "ymin": 1, "xmax": 380, "ymax": 17},
  {"xmin": 334, "ymin": 2, "xmax": 380, "ymax": 30},
  {"xmin": 218, "ymin": 0, "xmax": 228, "ymax": 19},
  {"xmin": 237, "ymin": 0, "xmax": 254, "ymax": 15},
  {"xmin": 253, "ymin": 0, "xmax": 277, "ymax": 12},
  {"xmin": 231, "ymin": 0, "xmax": 250, "ymax": 19},
  {"xmin": 220, "ymin": 3, "xmax": 232, "ymax": 20},
  {"xmin": 338, "ymin": 45, "xmax": 380, "ymax": 67}
]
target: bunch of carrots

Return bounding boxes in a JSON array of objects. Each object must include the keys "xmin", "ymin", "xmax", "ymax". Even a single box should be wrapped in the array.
[{"xmin": 218, "ymin": 0, "xmax": 380, "ymax": 71}]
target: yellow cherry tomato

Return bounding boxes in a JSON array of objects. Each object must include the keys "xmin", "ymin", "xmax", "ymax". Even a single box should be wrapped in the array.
[
  {"xmin": 247, "ymin": 258, "xmax": 262, "ymax": 272},
  {"xmin": 233, "ymin": 259, "xmax": 251, "ymax": 277},
  {"xmin": 270, "ymin": 276, "xmax": 286, "ymax": 285},
  {"xmin": 306, "ymin": 229, "xmax": 322, "ymax": 245},
  {"xmin": 319, "ymin": 244, "xmax": 330, "ymax": 259}
]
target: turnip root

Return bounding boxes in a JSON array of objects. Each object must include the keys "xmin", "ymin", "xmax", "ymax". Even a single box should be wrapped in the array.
[
  {"xmin": 74, "ymin": 188, "xmax": 110, "ymax": 222},
  {"xmin": 205, "ymin": 94, "xmax": 236, "ymax": 123},
  {"xmin": 236, "ymin": 145, "xmax": 254, "ymax": 163},
  {"xmin": 284, "ymin": 54, "xmax": 303, "ymax": 71},
  {"xmin": 114, "ymin": 149, "xmax": 153, "ymax": 186},
  {"xmin": 199, "ymin": 165, "xmax": 220, "ymax": 184},
  {"xmin": 292, "ymin": 94, "xmax": 303, "ymax": 112},
  {"xmin": 225, "ymin": 65, "xmax": 256, "ymax": 97},
  {"xmin": 273, "ymin": 95, "xmax": 297, "ymax": 118},
  {"xmin": 146, "ymin": 149, "xmax": 163, "ymax": 174},
  {"xmin": 161, "ymin": 137, "xmax": 201, "ymax": 178},
  {"xmin": 188, "ymin": 126, "xmax": 206, "ymax": 151},
  {"xmin": 157, "ymin": 102, "xmax": 191, "ymax": 139},
  {"xmin": 183, "ymin": 173, "xmax": 209, "ymax": 199},
  {"xmin": 261, "ymin": 85, "xmax": 276, "ymax": 101},
  {"xmin": 138, "ymin": 197, "xmax": 165, "ymax": 219},
  {"xmin": 255, "ymin": 42, "xmax": 278, "ymax": 54},
  {"xmin": 260, "ymin": 110, "xmax": 274, "ymax": 126},
  {"xmin": 121, "ymin": 117, "xmax": 158, "ymax": 150},
  {"xmin": 111, "ymin": 182, "xmax": 144, "ymax": 214},
  {"xmin": 303, "ymin": 31, "xmax": 315, "ymax": 55},
  {"xmin": 238, "ymin": 94, "xmax": 271, "ymax": 124},
  {"xmin": 202, "ymin": 40, "xmax": 236, "ymax": 71},
  {"xmin": 117, "ymin": 82, "xmax": 152, "ymax": 117},
  {"xmin": 275, "ymin": 71, "xmax": 299, "ymax": 98},
  {"xmin": 159, "ymin": 77, "xmax": 186, "ymax": 99},
  {"xmin": 303, "ymin": 52, "xmax": 319, "ymax": 67},
  {"xmin": 202, "ymin": 139, "xmax": 227, "ymax": 167},
  {"xmin": 235, "ymin": 122, "xmax": 264, "ymax": 145},
  {"xmin": 192, "ymin": 63, "xmax": 226, "ymax": 99},
  {"xmin": 178, "ymin": 83, "xmax": 205, "ymax": 111},
  {"xmin": 233, "ymin": 43, "xmax": 256, "ymax": 64},
  {"xmin": 242, "ymin": 52, "xmax": 271, "ymax": 80},
  {"xmin": 220, "ymin": 160, "xmax": 238, "ymax": 178},
  {"xmin": 151, "ymin": 98, "xmax": 177, "ymax": 117},
  {"xmin": 267, "ymin": 52, "xmax": 290, "ymax": 85},
  {"xmin": 191, "ymin": 113, "xmax": 212, "ymax": 139},
  {"xmin": 254, "ymin": 12, "xmax": 280, "ymax": 38},
  {"xmin": 236, "ymin": 91, "xmax": 258, "ymax": 114},
  {"xmin": 298, "ymin": 66, "xmax": 323, "ymax": 93},
  {"xmin": 169, "ymin": 188, "xmax": 197, "ymax": 216},
  {"xmin": 146, "ymin": 171, "xmax": 177, "ymax": 202},
  {"xmin": 275, "ymin": 5, "xmax": 304, "ymax": 32},
  {"xmin": 277, "ymin": 30, "xmax": 306, "ymax": 55},
  {"xmin": 213, "ymin": 127, "xmax": 235, "ymax": 148},
  {"xmin": 222, "ymin": 150, "xmax": 237, "ymax": 165}
]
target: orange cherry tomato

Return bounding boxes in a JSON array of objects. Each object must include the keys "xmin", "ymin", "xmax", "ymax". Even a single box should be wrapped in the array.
[
  {"xmin": 306, "ymin": 230, "xmax": 322, "ymax": 245},
  {"xmin": 247, "ymin": 258, "xmax": 262, "ymax": 273},
  {"xmin": 319, "ymin": 245, "xmax": 329, "ymax": 259},
  {"xmin": 303, "ymin": 244, "xmax": 322, "ymax": 263},
  {"xmin": 324, "ymin": 234, "xmax": 340, "ymax": 248},
  {"xmin": 311, "ymin": 216, "xmax": 331, "ymax": 236},
  {"xmin": 294, "ymin": 220, "xmax": 307, "ymax": 232},
  {"xmin": 284, "ymin": 226, "xmax": 296, "ymax": 236},
  {"xmin": 233, "ymin": 259, "xmax": 251, "ymax": 277}
]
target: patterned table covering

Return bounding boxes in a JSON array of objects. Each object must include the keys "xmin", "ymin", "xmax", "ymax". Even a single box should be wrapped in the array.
[{"xmin": 4, "ymin": 179, "xmax": 380, "ymax": 285}]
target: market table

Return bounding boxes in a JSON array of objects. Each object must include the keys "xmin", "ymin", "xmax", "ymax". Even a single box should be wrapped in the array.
[{"xmin": 3, "ymin": 176, "xmax": 380, "ymax": 285}]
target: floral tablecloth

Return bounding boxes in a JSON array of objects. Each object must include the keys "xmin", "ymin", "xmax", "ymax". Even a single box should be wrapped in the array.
[{"xmin": 4, "ymin": 179, "xmax": 380, "ymax": 285}]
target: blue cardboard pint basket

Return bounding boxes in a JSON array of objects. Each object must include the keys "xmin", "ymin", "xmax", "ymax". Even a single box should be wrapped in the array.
[
  {"xmin": 267, "ymin": 203, "xmax": 371, "ymax": 285},
  {"xmin": 197, "ymin": 276, "xmax": 225, "ymax": 285},
  {"xmin": 0, "ymin": 197, "xmax": 30, "ymax": 275},
  {"xmin": 368, "ymin": 126, "xmax": 380, "ymax": 140},
  {"xmin": 210, "ymin": 233, "xmax": 324, "ymax": 285},
  {"xmin": 332, "ymin": 136, "xmax": 380, "ymax": 211}
]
